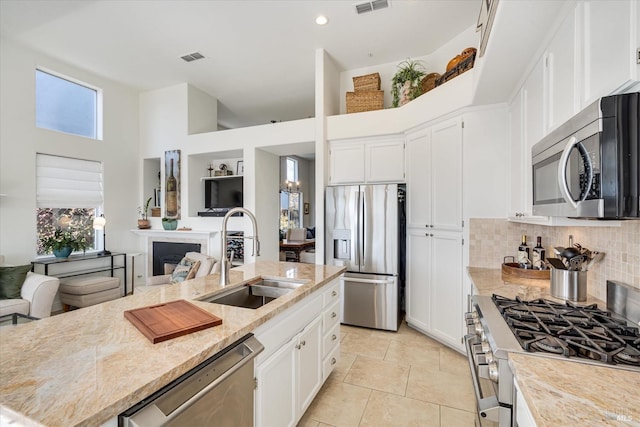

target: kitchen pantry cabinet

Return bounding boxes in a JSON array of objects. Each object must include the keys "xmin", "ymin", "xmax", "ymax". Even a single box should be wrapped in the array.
[
  {"xmin": 328, "ymin": 137, "xmax": 405, "ymax": 185},
  {"xmin": 405, "ymin": 117, "xmax": 462, "ymax": 231},
  {"xmin": 254, "ymin": 279, "xmax": 340, "ymax": 427},
  {"xmin": 406, "ymin": 229, "xmax": 463, "ymax": 349},
  {"xmin": 405, "ymin": 116, "xmax": 464, "ymax": 351}
]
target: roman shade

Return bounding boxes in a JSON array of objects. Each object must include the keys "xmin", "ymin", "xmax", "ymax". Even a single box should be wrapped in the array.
[{"xmin": 36, "ymin": 154, "xmax": 103, "ymax": 208}]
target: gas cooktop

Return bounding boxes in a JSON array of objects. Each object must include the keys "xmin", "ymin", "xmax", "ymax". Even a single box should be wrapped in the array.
[{"xmin": 492, "ymin": 294, "xmax": 640, "ymax": 369}]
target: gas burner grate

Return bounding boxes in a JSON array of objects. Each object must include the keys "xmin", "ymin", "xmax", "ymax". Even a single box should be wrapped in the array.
[{"xmin": 492, "ymin": 294, "xmax": 640, "ymax": 368}]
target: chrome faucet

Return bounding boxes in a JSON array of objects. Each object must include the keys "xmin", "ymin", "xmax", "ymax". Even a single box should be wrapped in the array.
[{"xmin": 220, "ymin": 207, "xmax": 260, "ymax": 285}]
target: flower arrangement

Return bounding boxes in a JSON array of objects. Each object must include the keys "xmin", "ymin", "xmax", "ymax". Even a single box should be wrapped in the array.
[{"xmin": 40, "ymin": 228, "xmax": 89, "ymax": 253}]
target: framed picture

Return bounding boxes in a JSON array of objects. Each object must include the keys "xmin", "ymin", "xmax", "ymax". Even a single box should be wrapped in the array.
[
  {"xmin": 164, "ymin": 150, "xmax": 181, "ymax": 219},
  {"xmin": 236, "ymin": 160, "xmax": 244, "ymax": 175},
  {"xmin": 304, "ymin": 202, "xmax": 310, "ymax": 215}
]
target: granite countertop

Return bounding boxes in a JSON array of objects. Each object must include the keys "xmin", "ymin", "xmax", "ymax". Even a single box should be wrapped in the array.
[
  {"xmin": 0, "ymin": 261, "xmax": 345, "ymax": 426},
  {"xmin": 467, "ymin": 267, "xmax": 640, "ymax": 426}
]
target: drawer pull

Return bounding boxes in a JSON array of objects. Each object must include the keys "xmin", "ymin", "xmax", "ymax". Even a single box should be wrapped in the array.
[
  {"xmin": 331, "ymin": 290, "xmax": 337, "ymax": 297},
  {"xmin": 331, "ymin": 312, "xmax": 337, "ymax": 318},
  {"xmin": 331, "ymin": 357, "xmax": 337, "ymax": 365},
  {"xmin": 331, "ymin": 334, "xmax": 337, "ymax": 341},
  {"xmin": 295, "ymin": 344, "xmax": 301, "ymax": 350},
  {"xmin": 301, "ymin": 340, "xmax": 306, "ymax": 346}
]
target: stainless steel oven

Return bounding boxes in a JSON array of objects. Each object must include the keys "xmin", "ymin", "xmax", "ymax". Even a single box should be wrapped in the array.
[{"xmin": 465, "ymin": 285, "xmax": 640, "ymax": 427}]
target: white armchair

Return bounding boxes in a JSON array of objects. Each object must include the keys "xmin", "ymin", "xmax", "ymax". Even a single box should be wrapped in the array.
[{"xmin": 0, "ymin": 272, "xmax": 60, "ymax": 319}]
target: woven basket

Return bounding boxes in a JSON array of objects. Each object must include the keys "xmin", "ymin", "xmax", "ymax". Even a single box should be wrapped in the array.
[
  {"xmin": 346, "ymin": 90, "xmax": 384, "ymax": 113},
  {"xmin": 420, "ymin": 73, "xmax": 441, "ymax": 94},
  {"xmin": 353, "ymin": 73, "xmax": 381, "ymax": 91},
  {"xmin": 436, "ymin": 50, "xmax": 476, "ymax": 87}
]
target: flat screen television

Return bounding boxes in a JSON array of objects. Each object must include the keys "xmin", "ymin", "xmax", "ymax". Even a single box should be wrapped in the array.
[{"xmin": 204, "ymin": 176, "xmax": 243, "ymax": 211}]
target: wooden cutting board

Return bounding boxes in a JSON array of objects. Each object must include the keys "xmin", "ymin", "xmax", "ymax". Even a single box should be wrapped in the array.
[{"xmin": 124, "ymin": 299, "xmax": 222, "ymax": 344}]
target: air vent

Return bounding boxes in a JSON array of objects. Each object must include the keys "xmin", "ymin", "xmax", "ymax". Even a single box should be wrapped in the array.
[
  {"xmin": 355, "ymin": 0, "xmax": 389, "ymax": 14},
  {"xmin": 180, "ymin": 52, "xmax": 205, "ymax": 62}
]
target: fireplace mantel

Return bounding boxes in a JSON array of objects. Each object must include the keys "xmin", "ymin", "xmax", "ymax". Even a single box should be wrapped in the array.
[
  {"xmin": 131, "ymin": 229, "xmax": 219, "ymax": 277},
  {"xmin": 130, "ymin": 229, "xmax": 218, "ymax": 239}
]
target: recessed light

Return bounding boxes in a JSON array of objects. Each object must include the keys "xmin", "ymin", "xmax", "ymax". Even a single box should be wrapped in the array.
[{"xmin": 315, "ymin": 15, "xmax": 329, "ymax": 25}]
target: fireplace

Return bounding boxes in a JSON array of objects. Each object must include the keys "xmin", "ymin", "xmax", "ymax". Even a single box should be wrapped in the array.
[{"xmin": 152, "ymin": 242, "xmax": 201, "ymax": 276}]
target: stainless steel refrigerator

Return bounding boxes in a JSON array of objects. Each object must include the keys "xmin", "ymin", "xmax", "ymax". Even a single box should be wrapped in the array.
[{"xmin": 325, "ymin": 184, "xmax": 405, "ymax": 331}]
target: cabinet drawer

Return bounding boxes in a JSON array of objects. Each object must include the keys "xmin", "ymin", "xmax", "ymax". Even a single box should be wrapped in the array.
[
  {"xmin": 322, "ymin": 345, "xmax": 340, "ymax": 382},
  {"xmin": 323, "ymin": 300, "xmax": 340, "ymax": 332},
  {"xmin": 323, "ymin": 280, "xmax": 340, "ymax": 307},
  {"xmin": 323, "ymin": 322, "xmax": 340, "ymax": 358}
]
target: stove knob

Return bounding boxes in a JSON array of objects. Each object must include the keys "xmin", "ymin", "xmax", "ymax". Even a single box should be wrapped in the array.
[
  {"xmin": 480, "ymin": 341, "xmax": 491, "ymax": 353},
  {"xmin": 484, "ymin": 350, "xmax": 494, "ymax": 364},
  {"xmin": 474, "ymin": 321, "xmax": 484, "ymax": 336},
  {"xmin": 488, "ymin": 361, "xmax": 499, "ymax": 383},
  {"xmin": 464, "ymin": 311, "xmax": 478, "ymax": 321}
]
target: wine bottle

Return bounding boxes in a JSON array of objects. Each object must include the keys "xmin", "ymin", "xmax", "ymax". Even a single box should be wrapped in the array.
[
  {"xmin": 517, "ymin": 235, "xmax": 530, "ymax": 268},
  {"xmin": 166, "ymin": 159, "xmax": 177, "ymax": 217},
  {"xmin": 531, "ymin": 236, "xmax": 546, "ymax": 270}
]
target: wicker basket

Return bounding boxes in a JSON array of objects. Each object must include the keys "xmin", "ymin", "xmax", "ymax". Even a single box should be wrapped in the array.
[
  {"xmin": 353, "ymin": 73, "xmax": 381, "ymax": 91},
  {"xmin": 420, "ymin": 73, "xmax": 441, "ymax": 94},
  {"xmin": 346, "ymin": 90, "xmax": 384, "ymax": 113},
  {"xmin": 436, "ymin": 50, "xmax": 476, "ymax": 87}
]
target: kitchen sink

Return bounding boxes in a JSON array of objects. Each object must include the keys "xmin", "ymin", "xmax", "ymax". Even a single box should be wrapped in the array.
[{"xmin": 200, "ymin": 277, "xmax": 307, "ymax": 309}]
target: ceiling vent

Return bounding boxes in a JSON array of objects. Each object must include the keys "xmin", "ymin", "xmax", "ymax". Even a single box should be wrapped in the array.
[
  {"xmin": 180, "ymin": 52, "xmax": 205, "ymax": 62},
  {"xmin": 355, "ymin": 0, "xmax": 389, "ymax": 14}
]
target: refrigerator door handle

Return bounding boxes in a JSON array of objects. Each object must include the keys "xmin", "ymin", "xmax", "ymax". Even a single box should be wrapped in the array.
[{"xmin": 359, "ymin": 188, "xmax": 365, "ymax": 269}]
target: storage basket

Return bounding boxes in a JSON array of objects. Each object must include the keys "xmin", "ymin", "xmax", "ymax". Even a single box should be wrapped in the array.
[
  {"xmin": 420, "ymin": 73, "xmax": 441, "ymax": 94},
  {"xmin": 352, "ymin": 73, "xmax": 381, "ymax": 91},
  {"xmin": 435, "ymin": 50, "xmax": 476, "ymax": 87},
  {"xmin": 346, "ymin": 90, "xmax": 384, "ymax": 113}
]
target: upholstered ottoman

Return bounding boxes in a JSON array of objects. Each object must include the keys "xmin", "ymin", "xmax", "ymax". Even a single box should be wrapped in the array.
[{"xmin": 59, "ymin": 276, "xmax": 120, "ymax": 310}]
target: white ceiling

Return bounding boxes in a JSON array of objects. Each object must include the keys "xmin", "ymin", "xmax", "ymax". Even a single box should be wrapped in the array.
[{"xmin": 0, "ymin": 0, "xmax": 481, "ymax": 129}]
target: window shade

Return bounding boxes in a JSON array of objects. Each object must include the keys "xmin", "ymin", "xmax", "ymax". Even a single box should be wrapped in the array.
[{"xmin": 36, "ymin": 154, "xmax": 103, "ymax": 208}]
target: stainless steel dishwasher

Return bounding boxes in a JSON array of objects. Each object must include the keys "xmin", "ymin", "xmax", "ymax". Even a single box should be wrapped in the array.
[{"xmin": 119, "ymin": 334, "xmax": 264, "ymax": 427}]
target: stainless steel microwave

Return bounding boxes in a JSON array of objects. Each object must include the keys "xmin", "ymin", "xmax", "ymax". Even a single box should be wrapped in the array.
[{"xmin": 531, "ymin": 92, "xmax": 639, "ymax": 219}]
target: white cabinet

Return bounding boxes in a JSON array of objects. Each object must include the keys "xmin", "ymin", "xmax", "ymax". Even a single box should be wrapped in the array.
[
  {"xmin": 254, "ymin": 278, "xmax": 340, "ymax": 427},
  {"xmin": 515, "ymin": 379, "xmax": 537, "ymax": 427},
  {"xmin": 406, "ymin": 229, "xmax": 463, "ymax": 350},
  {"xmin": 296, "ymin": 316, "xmax": 323, "ymax": 416},
  {"xmin": 405, "ymin": 117, "xmax": 462, "ymax": 231},
  {"xmin": 255, "ymin": 337, "xmax": 297, "ymax": 427},
  {"xmin": 329, "ymin": 142, "xmax": 365, "ymax": 184},
  {"xmin": 329, "ymin": 137, "xmax": 405, "ymax": 185},
  {"xmin": 581, "ymin": 0, "xmax": 638, "ymax": 106}
]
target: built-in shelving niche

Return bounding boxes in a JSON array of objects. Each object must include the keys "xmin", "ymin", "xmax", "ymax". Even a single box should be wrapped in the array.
[
  {"xmin": 142, "ymin": 158, "xmax": 161, "ymax": 215},
  {"xmin": 188, "ymin": 150, "xmax": 243, "ymax": 217}
]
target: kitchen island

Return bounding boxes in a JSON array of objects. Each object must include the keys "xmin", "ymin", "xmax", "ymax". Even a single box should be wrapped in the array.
[
  {"xmin": 468, "ymin": 267, "xmax": 640, "ymax": 426},
  {"xmin": 0, "ymin": 261, "xmax": 345, "ymax": 426}
]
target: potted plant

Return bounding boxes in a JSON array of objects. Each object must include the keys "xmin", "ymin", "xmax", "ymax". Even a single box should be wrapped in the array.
[
  {"xmin": 391, "ymin": 59, "xmax": 426, "ymax": 107},
  {"xmin": 162, "ymin": 217, "xmax": 178, "ymax": 230},
  {"xmin": 137, "ymin": 197, "xmax": 152, "ymax": 229},
  {"xmin": 41, "ymin": 228, "xmax": 89, "ymax": 258}
]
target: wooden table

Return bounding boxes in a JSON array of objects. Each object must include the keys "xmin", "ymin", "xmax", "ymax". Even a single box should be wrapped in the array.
[{"xmin": 279, "ymin": 239, "xmax": 315, "ymax": 262}]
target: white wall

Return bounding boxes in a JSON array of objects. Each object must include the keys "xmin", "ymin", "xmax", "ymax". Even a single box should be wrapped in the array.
[{"xmin": 0, "ymin": 38, "xmax": 140, "ymax": 265}]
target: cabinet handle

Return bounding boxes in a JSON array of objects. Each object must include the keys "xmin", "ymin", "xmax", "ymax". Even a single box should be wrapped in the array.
[
  {"xmin": 331, "ymin": 290, "xmax": 337, "ymax": 297},
  {"xmin": 295, "ymin": 344, "xmax": 301, "ymax": 350},
  {"xmin": 301, "ymin": 340, "xmax": 306, "ymax": 346},
  {"xmin": 331, "ymin": 357, "xmax": 337, "ymax": 365},
  {"xmin": 331, "ymin": 312, "xmax": 337, "ymax": 318},
  {"xmin": 331, "ymin": 334, "xmax": 337, "ymax": 341},
  {"xmin": 430, "ymin": 224, "xmax": 434, "ymax": 228}
]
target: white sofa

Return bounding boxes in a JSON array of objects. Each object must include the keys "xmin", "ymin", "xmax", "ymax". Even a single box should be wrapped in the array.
[
  {"xmin": 145, "ymin": 252, "xmax": 218, "ymax": 286},
  {"xmin": 0, "ymin": 271, "xmax": 60, "ymax": 319}
]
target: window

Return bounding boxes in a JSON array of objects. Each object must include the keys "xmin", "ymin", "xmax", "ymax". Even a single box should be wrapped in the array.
[
  {"xmin": 36, "ymin": 154, "xmax": 104, "ymax": 255},
  {"xmin": 35, "ymin": 69, "xmax": 102, "ymax": 139},
  {"xmin": 286, "ymin": 157, "xmax": 298, "ymax": 182}
]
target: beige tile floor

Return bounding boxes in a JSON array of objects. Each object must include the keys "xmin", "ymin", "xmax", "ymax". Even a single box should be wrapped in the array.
[{"xmin": 298, "ymin": 321, "xmax": 477, "ymax": 427}]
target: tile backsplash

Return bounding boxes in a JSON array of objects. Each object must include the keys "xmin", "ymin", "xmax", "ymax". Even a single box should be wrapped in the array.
[{"xmin": 469, "ymin": 218, "xmax": 640, "ymax": 301}]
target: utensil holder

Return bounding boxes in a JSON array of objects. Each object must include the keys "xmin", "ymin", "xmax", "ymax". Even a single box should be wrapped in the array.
[{"xmin": 550, "ymin": 268, "xmax": 587, "ymax": 301}]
